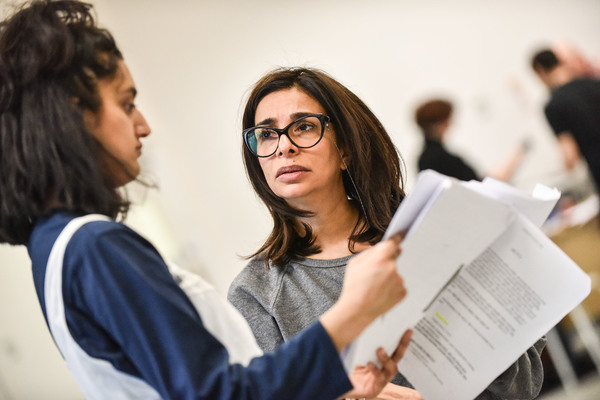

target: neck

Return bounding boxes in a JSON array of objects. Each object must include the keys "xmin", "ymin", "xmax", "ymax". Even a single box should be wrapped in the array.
[
  {"xmin": 293, "ymin": 192, "xmax": 368, "ymax": 259},
  {"xmin": 424, "ymin": 125, "xmax": 445, "ymax": 142},
  {"xmin": 545, "ymin": 65, "xmax": 574, "ymax": 89}
]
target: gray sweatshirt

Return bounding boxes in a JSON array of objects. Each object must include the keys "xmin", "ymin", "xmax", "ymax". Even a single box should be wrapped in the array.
[{"xmin": 228, "ymin": 255, "xmax": 546, "ymax": 399}]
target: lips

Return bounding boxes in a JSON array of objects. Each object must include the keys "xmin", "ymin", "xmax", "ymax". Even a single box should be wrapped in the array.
[{"xmin": 276, "ymin": 165, "xmax": 309, "ymax": 178}]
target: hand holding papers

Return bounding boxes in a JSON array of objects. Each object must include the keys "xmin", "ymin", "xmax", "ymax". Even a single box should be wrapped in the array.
[{"xmin": 343, "ymin": 170, "xmax": 591, "ymax": 400}]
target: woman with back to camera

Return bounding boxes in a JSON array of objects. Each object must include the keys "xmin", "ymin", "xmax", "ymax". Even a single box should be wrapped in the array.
[
  {"xmin": 228, "ymin": 67, "xmax": 547, "ymax": 399},
  {"xmin": 415, "ymin": 98, "xmax": 528, "ymax": 182},
  {"xmin": 0, "ymin": 1, "xmax": 413, "ymax": 399}
]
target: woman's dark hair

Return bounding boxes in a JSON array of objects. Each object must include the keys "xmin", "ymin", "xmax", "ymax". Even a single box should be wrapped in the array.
[
  {"xmin": 0, "ymin": 0, "xmax": 126, "ymax": 244},
  {"xmin": 414, "ymin": 98, "xmax": 453, "ymax": 138},
  {"xmin": 531, "ymin": 49, "xmax": 560, "ymax": 73},
  {"xmin": 242, "ymin": 67, "xmax": 405, "ymax": 268}
]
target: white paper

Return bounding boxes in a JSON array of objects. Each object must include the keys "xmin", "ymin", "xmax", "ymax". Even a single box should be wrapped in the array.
[
  {"xmin": 398, "ymin": 216, "xmax": 590, "ymax": 400},
  {"xmin": 342, "ymin": 170, "xmax": 591, "ymax": 400},
  {"xmin": 466, "ymin": 176, "xmax": 561, "ymax": 227}
]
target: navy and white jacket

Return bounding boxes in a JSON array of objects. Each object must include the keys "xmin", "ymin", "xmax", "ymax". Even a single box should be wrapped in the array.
[{"xmin": 27, "ymin": 211, "xmax": 352, "ymax": 400}]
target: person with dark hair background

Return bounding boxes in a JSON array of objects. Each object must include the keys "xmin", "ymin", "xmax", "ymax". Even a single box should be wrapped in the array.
[
  {"xmin": 415, "ymin": 98, "xmax": 528, "ymax": 182},
  {"xmin": 531, "ymin": 47, "xmax": 600, "ymax": 194},
  {"xmin": 229, "ymin": 66, "xmax": 546, "ymax": 400},
  {"xmin": 415, "ymin": 99, "xmax": 478, "ymax": 181},
  {"xmin": 0, "ymin": 1, "xmax": 413, "ymax": 399}
]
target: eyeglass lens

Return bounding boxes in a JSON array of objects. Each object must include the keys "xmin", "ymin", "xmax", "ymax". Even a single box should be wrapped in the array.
[{"xmin": 246, "ymin": 115, "xmax": 324, "ymax": 157}]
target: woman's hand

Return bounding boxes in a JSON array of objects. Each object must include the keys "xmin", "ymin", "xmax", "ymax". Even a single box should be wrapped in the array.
[
  {"xmin": 341, "ymin": 233, "xmax": 407, "ymax": 322},
  {"xmin": 321, "ymin": 233, "xmax": 407, "ymax": 352},
  {"xmin": 373, "ymin": 383, "xmax": 424, "ymax": 400},
  {"xmin": 342, "ymin": 329, "xmax": 413, "ymax": 399}
]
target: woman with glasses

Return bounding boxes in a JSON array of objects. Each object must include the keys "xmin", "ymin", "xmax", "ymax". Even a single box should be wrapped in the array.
[
  {"xmin": 229, "ymin": 67, "xmax": 546, "ymax": 399},
  {"xmin": 0, "ymin": 2, "xmax": 413, "ymax": 399}
]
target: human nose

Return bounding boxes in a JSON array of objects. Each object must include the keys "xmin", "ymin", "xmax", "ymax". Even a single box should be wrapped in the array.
[
  {"xmin": 277, "ymin": 131, "xmax": 297, "ymax": 156},
  {"xmin": 135, "ymin": 110, "xmax": 151, "ymax": 137}
]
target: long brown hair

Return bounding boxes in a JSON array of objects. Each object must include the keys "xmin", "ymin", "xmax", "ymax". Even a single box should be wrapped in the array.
[{"xmin": 242, "ymin": 67, "xmax": 405, "ymax": 267}]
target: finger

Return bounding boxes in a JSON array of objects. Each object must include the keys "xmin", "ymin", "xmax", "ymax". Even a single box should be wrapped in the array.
[
  {"xmin": 377, "ymin": 347, "xmax": 398, "ymax": 378},
  {"xmin": 376, "ymin": 347, "xmax": 389, "ymax": 363},
  {"xmin": 391, "ymin": 329, "xmax": 414, "ymax": 363},
  {"xmin": 390, "ymin": 232, "xmax": 406, "ymax": 257},
  {"xmin": 366, "ymin": 361, "xmax": 379, "ymax": 375},
  {"xmin": 389, "ymin": 230, "xmax": 406, "ymax": 244},
  {"xmin": 353, "ymin": 365, "xmax": 367, "ymax": 373},
  {"xmin": 378, "ymin": 237, "xmax": 402, "ymax": 259},
  {"xmin": 396, "ymin": 276, "xmax": 407, "ymax": 300}
]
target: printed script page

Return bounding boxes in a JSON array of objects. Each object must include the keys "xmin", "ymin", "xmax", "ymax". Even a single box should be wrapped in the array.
[
  {"xmin": 342, "ymin": 170, "xmax": 590, "ymax": 400},
  {"xmin": 343, "ymin": 171, "xmax": 516, "ymax": 371},
  {"xmin": 398, "ymin": 215, "xmax": 590, "ymax": 400}
]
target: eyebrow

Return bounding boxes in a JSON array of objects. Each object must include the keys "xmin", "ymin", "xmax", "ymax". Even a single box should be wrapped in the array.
[
  {"xmin": 256, "ymin": 112, "xmax": 316, "ymax": 127},
  {"xmin": 116, "ymin": 85, "xmax": 137, "ymax": 98},
  {"xmin": 125, "ymin": 87, "xmax": 138, "ymax": 97}
]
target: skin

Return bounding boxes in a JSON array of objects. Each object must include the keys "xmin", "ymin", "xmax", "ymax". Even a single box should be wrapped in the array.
[
  {"xmin": 81, "ymin": 63, "xmax": 410, "ymax": 398},
  {"xmin": 255, "ymin": 87, "xmax": 368, "ymax": 258},
  {"xmin": 255, "ymin": 87, "xmax": 347, "ymax": 207},
  {"xmin": 322, "ymin": 234, "xmax": 410, "ymax": 398},
  {"xmin": 84, "ymin": 60, "xmax": 151, "ymax": 187},
  {"xmin": 556, "ymin": 133, "xmax": 580, "ymax": 170},
  {"xmin": 253, "ymin": 88, "xmax": 419, "ymax": 399}
]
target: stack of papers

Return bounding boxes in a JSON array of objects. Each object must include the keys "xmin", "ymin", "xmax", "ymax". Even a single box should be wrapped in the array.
[{"xmin": 343, "ymin": 170, "xmax": 591, "ymax": 400}]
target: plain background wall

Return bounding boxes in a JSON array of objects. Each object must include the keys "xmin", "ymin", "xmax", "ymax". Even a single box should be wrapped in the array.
[{"xmin": 1, "ymin": 0, "xmax": 599, "ymax": 398}]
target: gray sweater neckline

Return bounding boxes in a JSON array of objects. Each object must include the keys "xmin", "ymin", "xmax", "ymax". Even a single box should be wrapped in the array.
[{"xmin": 293, "ymin": 254, "xmax": 353, "ymax": 268}]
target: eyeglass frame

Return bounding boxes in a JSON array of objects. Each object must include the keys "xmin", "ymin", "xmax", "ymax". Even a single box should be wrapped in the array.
[{"xmin": 243, "ymin": 113, "xmax": 331, "ymax": 158}]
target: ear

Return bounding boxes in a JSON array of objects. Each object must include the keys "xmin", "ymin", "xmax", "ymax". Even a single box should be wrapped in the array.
[
  {"xmin": 338, "ymin": 148, "xmax": 351, "ymax": 171},
  {"xmin": 82, "ymin": 108, "xmax": 100, "ymax": 136}
]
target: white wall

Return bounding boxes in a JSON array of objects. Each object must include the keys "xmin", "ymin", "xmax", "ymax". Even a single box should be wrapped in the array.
[{"xmin": 1, "ymin": 0, "xmax": 599, "ymax": 398}]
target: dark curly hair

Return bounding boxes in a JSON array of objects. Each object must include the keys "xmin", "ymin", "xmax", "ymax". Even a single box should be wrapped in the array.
[
  {"xmin": 242, "ymin": 67, "xmax": 405, "ymax": 268},
  {"xmin": 0, "ymin": 0, "xmax": 127, "ymax": 244}
]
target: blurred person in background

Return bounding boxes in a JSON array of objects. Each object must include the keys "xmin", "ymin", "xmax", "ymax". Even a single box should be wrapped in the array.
[
  {"xmin": 415, "ymin": 98, "xmax": 528, "ymax": 182},
  {"xmin": 531, "ymin": 48, "xmax": 600, "ymax": 194}
]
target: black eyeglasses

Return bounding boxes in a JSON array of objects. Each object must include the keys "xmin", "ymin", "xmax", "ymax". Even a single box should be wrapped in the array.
[{"xmin": 243, "ymin": 114, "xmax": 330, "ymax": 158}]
